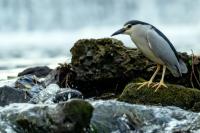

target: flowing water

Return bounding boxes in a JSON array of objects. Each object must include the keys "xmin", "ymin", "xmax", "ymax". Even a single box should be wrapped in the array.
[{"xmin": 0, "ymin": 0, "xmax": 200, "ymax": 78}]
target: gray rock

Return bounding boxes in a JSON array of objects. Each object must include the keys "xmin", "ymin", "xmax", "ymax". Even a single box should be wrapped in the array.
[
  {"xmin": 18, "ymin": 66, "xmax": 52, "ymax": 78},
  {"xmin": 0, "ymin": 86, "xmax": 30, "ymax": 106},
  {"xmin": 29, "ymin": 84, "xmax": 60, "ymax": 104},
  {"xmin": 53, "ymin": 89, "xmax": 83, "ymax": 103},
  {"xmin": 43, "ymin": 69, "xmax": 59, "ymax": 87},
  {"xmin": 15, "ymin": 75, "xmax": 42, "ymax": 90},
  {"xmin": 29, "ymin": 83, "xmax": 83, "ymax": 104},
  {"xmin": 90, "ymin": 100, "xmax": 200, "ymax": 133},
  {"xmin": 0, "ymin": 99, "xmax": 93, "ymax": 133}
]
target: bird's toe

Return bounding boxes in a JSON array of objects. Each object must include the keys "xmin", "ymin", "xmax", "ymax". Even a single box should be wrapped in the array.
[
  {"xmin": 147, "ymin": 81, "xmax": 153, "ymax": 88},
  {"xmin": 136, "ymin": 82, "xmax": 148, "ymax": 90},
  {"xmin": 153, "ymin": 82, "xmax": 168, "ymax": 92}
]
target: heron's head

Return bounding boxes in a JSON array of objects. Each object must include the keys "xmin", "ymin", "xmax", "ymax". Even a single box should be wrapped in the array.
[{"xmin": 111, "ymin": 20, "xmax": 149, "ymax": 36}]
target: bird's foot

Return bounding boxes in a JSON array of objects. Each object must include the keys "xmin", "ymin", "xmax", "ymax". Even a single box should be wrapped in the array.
[
  {"xmin": 152, "ymin": 81, "xmax": 168, "ymax": 92},
  {"xmin": 136, "ymin": 81, "xmax": 153, "ymax": 90}
]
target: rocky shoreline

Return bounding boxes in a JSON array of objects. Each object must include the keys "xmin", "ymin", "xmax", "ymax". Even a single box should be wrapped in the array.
[{"xmin": 0, "ymin": 38, "xmax": 200, "ymax": 132}]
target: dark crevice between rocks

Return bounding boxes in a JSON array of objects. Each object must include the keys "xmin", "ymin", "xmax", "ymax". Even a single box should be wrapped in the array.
[{"xmin": 71, "ymin": 78, "xmax": 129, "ymax": 98}]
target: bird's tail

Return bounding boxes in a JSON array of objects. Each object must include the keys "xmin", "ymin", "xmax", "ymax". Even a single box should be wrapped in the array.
[
  {"xmin": 167, "ymin": 65, "xmax": 181, "ymax": 77},
  {"xmin": 179, "ymin": 59, "xmax": 188, "ymax": 74},
  {"xmin": 167, "ymin": 59, "xmax": 188, "ymax": 77}
]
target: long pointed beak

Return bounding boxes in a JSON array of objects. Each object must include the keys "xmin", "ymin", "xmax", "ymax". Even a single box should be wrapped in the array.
[{"xmin": 111, "ymin": 28, "xmax": 125, "ymax": 36}]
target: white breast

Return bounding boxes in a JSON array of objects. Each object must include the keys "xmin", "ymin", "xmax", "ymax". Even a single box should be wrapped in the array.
[{"xmin": 130, "ymin": 25, "xmax": 164, "ymax": 65}]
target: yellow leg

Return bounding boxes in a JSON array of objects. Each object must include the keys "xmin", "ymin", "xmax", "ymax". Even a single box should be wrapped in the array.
[
  {"xmin": 137, "ymin": 64, "xmax": 160, "ymax": 90},
  {"xmin": 152, "ymin": 65, "xmax": 168, "ymax": 92}
]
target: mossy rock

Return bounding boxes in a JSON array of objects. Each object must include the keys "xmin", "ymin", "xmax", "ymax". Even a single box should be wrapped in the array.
[
  {"xmin": 60, "ymin": 99, "xmax": 94, "ymax": 131},
  {"xmin": 70, "ymin": 38, "xmax": 148, "ymax": 81},
  {"xmin": 47, "ymin": 37, "xmax": 200, "ymax": 98},
  {"xmin": 69, "ymin": 38, "xmax": 150, "ymax": 97},
  {"xmin": 118, "ymin": 82, "xmax": 200, "ymax": 112},
  {"xmin": 15, "ymin": 99, "xmax": 94, "ymax": 133}
]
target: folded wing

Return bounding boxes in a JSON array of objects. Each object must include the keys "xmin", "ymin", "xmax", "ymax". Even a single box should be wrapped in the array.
[{"xmin": 146, "ymin": 27, "xmax": 187, "ymax": 77}]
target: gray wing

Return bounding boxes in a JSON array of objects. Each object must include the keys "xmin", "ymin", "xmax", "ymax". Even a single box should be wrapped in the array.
[{"xmin": 146, "ymin": 28, "xmax": 182, "ymax": 77}]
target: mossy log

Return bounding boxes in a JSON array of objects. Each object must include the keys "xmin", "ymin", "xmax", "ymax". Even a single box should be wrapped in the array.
[{"xmin": 118, "ymin": 82, "xmax": 200, "ymax": 111}]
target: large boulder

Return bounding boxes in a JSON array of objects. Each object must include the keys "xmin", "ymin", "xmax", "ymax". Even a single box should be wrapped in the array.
[
  {"xmin": 70, "ymin": 38, "xmax": 150, "ymax": 97},
  {"xmin": 70, "ymin": 38, "xmax": 148, "ymax": 81},
  {"xmin": 68, "ymin": 38, "xmax": 197, "ymax": 97},
  {"xmin": 118, "ymin": 82, "xmax": 200, "ymax": 111},
  {"xmin": 42, "ymin": 38, "xmax": 198, "ymax": 98}
]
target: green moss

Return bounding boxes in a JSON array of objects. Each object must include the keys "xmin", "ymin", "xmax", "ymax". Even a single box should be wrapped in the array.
[
  {"xmin": 70, "ymin": 38, "xmax": 149, "ymax": 82},
  {"xmin": 118, "ymin": 82, "xmax": 200, "ymax": 111},
  {"xmin": 62, "ymin": 99, "xmax": 94, "ymax": 131},
  {"xmin": 16, "ymin": 115, "xmax": 47, "ymax": 133}
]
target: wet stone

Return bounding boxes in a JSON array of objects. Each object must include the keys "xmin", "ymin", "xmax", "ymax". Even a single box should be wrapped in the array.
[
  {"xmin": 15, "ymin": 75, "xmax": 41, "ymax": 90},
  {"xmin": 0, "ymin": 86, "xmax": 30, "ymax": 106},
  {"xmin": 90, "ymin": 100, "xmax": 200, "ymax": 133},
  {"xmin": 53, "ymin": 88, "xmax": 83, "ymax": 103},
  {"xmin": 27, "ymin": 85, "xmax": 43, "ymax": 98},
  {"xmin": 18, "ymin": 66, "xmax": 52, "ymax": 78},
  {"xmin": 0, "ymin": 99, "xmax": 93, "ymax": 133},
  {"xmin": 29, "ymin": 84, "xmax": 60, "ymax": 104}
]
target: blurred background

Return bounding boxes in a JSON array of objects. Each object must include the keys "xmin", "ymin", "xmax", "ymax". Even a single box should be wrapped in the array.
[{"xmin": 0, "ymin": 0, "xmax": 200, "ymax": 79}]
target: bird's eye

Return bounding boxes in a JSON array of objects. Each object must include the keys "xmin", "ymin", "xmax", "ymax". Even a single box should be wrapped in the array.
[{"xmin": 127, "ymin": 25, "xmax": 132, "ymax": 28}]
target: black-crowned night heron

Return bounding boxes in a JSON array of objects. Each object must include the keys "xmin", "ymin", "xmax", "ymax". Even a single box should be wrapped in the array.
[{"xmin": 111, "ymin": 20, "xmax": 188, "ymax": 91}]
